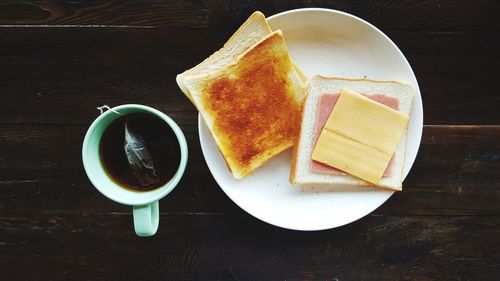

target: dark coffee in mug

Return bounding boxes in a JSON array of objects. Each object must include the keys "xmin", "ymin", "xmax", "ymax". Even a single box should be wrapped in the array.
[{"xmin": 99, "ymin": 113, "xmax": 181, "ymax": 191}]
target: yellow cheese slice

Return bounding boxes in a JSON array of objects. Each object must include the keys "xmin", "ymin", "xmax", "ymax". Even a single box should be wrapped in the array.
[
  {"xmin": 312, "ymin": 131, "xmax": 393, "ymax": 184},
  {"xmin": 311, "ymin": 88, "xmax": 409, "ymax": 184}
]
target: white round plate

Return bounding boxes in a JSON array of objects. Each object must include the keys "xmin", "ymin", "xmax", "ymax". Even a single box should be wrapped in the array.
[{"xmin": 198, "ymin": 8, "xmax": 423, "ymax": 230}]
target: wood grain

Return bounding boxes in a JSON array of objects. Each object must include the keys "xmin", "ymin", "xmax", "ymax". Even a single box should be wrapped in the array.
[
  {"xmin": 382, "ymin": 125, "xmax": 500, "ymax": 216},
  {"xmin": 0, "ymin": 0, "xmax": 497, "ymax": 31},
  {"xmin": 0, "ymin": 124, "xmax": 201, "ymax": 178},
  {"xmin": 0, "ymin": 2, "xmax": 499, "ymax": 280},
  {"xmin": 1, "ymin": 214, "xmax": 499, "ymax": 281},
  {"xmin": 1, "ymin": 125, "xmax": 499, "ymax": 216},
  {"xmin": 0, "ymin": 28, "xmax": 498, "ymax": 125}
]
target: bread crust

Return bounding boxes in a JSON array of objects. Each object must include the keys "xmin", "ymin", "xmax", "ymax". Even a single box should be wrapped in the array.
[
  {"xmin": 177, "ymin": 12, "xmax": 307, "ymax": 99},
  {"xmin": 176, "ymin": 12, "xmax": 270, "ymax": 99},
  {"xmin": 312, "ymin": 74, "xmax": 413, "ymax": 86},
  {"xmin": 289, "ymin": 83, "xmax": 311, "ymax": 184}
]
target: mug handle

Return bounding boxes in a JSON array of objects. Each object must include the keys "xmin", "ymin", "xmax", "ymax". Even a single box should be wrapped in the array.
[{"xmin": 133, "ymin": 201, "xmax": 159, "ymax": 237}]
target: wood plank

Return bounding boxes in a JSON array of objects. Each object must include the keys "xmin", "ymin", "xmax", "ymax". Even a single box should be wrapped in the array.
[
  {"xmin": 382, "ymin": 125, "xmax": 500, "ymax": 216},
  {"xmin": 0, "ymin": 80, "xmax": 198, "ymax": 127},
  {"xmin": 0, "ymin": 124, "xmax": 202, "ymax": 178},
  {"xmin": 0, "ymin": 27, "xmax": 211, "ymax": 125},
  {"xmin": 0, "ymin": 2, "xmax": 497, "ymax": 280},
  {"xmin": 1, "ymin": 214, "xmax": 499, "ymax": 280},
  {"xmin": 0, "ymin": 0, "xmax": 497, "ymax": 31},
  {"xmin": 1, "ymin": 125, "xmax": 499, "ymax": 216},
  {"xmin": 0, "ymin": 151, "xmax": 237, "ymax": 216},
  {"xmin": 0, "ymin": 28, "xmax": 498, "ymax": 125}
]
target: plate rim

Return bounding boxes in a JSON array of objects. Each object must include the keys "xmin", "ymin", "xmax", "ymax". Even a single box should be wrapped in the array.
[{"xmin": 197, "ymin": 8, "xmax": 423, "ymax": 231}]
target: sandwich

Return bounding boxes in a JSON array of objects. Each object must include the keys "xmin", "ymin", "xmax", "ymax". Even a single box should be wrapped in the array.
[
  {"xmin": 290, "ymin": 75, "xmax": 414, "ymax": 191},
  {"xmin": 177, "ymin": 14, "xmax": 306, "ymax": 179}
]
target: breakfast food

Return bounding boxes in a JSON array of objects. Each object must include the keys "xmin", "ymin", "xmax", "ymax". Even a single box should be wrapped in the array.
[
  {"xmin": 177, "ymin": 11, "xmax": 307, "ymax": 101},
  {"xmin": 290, "ymin": 75, "xmax": 414, "ymax": 190},
  {"xmin": 177, "ymin": 11, "xmax": 415, "ymax": 186},
  {"xmin": 177, "ymin": 11, "xmax": 272, "ymax": 99},
  {"xmin": 177, "ymin": 15, "xmax": 306, "ymax": 179}
]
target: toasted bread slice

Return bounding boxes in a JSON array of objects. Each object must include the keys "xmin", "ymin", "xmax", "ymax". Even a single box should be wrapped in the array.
[
  {"xmin": 184, "ymin": 31, "xmax": 306, "ymax": 179},
  {"xmin": 177, "ymin": 11, "xmax": 272, "ymax": 99},
  {"xmin": 177, "ymin": 11, "xmax": 307, "ymax": 103},
  {"xmin": 290, "ymin": 75, "xmax": 414, "ymax": 191}
]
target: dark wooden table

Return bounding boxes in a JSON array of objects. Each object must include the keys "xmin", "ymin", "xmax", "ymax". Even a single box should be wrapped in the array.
[{"xmin": 1, "ymin": 1, "xmax": 499, "ymax": 280}]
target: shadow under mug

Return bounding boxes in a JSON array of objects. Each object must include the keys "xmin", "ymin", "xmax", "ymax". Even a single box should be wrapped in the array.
[{"xmin": 82, "ymin": 104, "xmax": 188, "ymax": 237}]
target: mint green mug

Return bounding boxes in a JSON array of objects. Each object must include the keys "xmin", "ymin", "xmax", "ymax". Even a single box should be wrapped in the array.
[{"xmin": 82, "ymin": 104, "xmax": 188, "ymax": 237}]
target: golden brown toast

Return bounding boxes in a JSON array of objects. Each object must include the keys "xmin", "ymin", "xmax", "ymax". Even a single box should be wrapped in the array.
[
  {"xmin": 184, "ymin": 31, "xmax": 306, "ymax": 178},
  {"xmin": 176, "ymin": 11, "xmax": 307, "ymax": 103}
]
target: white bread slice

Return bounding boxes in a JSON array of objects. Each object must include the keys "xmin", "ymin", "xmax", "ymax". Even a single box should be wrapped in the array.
[
  {"xmin": 177, "ymin": 11, "xmax": 272, "ymax": 99},
  {"xmin": 290, "ymin": 75, "xmax": 414, "ymax": 191},
  {"xmin": 176, "ymin": 11, "xmax": 307, "ymax": 103},
  {"xmin": 184, "ymin": 31, "xmax": 306, "ymax": 179}
]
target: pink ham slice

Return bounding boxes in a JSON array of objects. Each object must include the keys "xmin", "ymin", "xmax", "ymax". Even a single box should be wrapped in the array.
[{"xmin": 311, "ymin": 93, "xmax": 400, "ymax": 177}]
